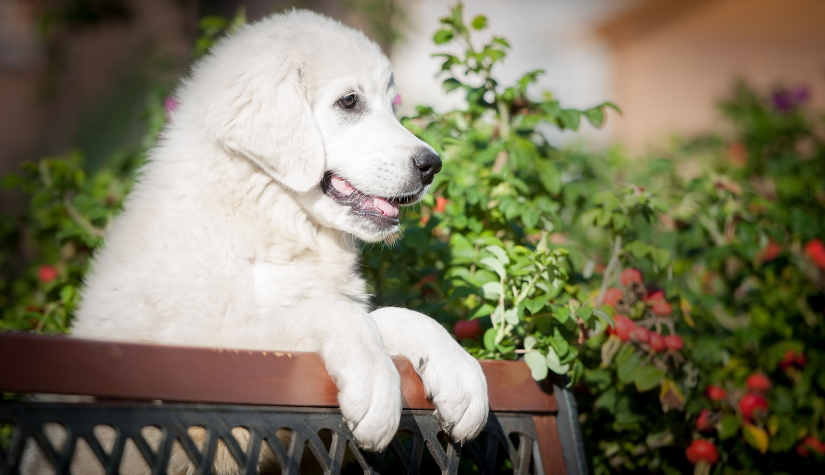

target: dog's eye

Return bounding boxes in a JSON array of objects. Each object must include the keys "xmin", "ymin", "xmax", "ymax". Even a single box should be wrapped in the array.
[{"xmin": 338, "ymin": 94, "xmax": 357, "ymax": 109}]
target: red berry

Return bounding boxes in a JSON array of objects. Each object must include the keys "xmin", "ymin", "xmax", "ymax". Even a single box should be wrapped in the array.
[
  {"xmin": 620, "ymin": 268, "xmax": 643, "ymax": 286},
  {"xmin": 663, "ymin": 334, "xmax": 683, "ymax": 351},
  {"xmin": 797, "ymin": 436, "xmax": 825, "ymax": 457},
  {"xmin": 805, "ymin": 239, "xmax": 825, "ymax": 269},
  {"xmin": 760, "ymin": 240, "xmax": 782, "ymax": 262},
  {"xmin": 779, "ymin": 349, "xmax": 796, "ymax": 369},
  {"xmin": 453, "ymin": 319, "xmax": 483, "ymax": 341},
  {"xmin": 780, "ymin": 350, "xmax": 806, "ymax": 369},
  {"xmin": 603, "ymin": 288, "xmax": 624, "ymax": 307},
  {"xmin": 696, "ymin": 409, "xmax": 714, "ymax": 432},
  {"xmin": 630, "ymin": 326, "xmax": 650, "ymax": 343},
  {"xmin": 645, "ymin": 290, "xmax": 665, "ymax": 302},
  {"xmin": 705, "ymin": 385, "xmax": 727, "ymax": 402},
  {"xmin": 37, "ymin": 265, "xmax": 58, "ymax": 284},
  {"xmin": 648, "ymin": 332, "xmax": 666, "ymax": 352},
  {"xmin": 746, "ymin": 373, "xmax": 771, "ymax": 393},
  {"xmin": 686, "ymin": 439, "xmax": 718, "ymax": 465},
  {"xmin": 739, "ymin": 393, "xmax": 769, "ymax": 420},
  {"xmin": 651, "ymin": 299, "xmax": 672, "ymax": 316},
  {"xmin": 433, "ymin": 196, "xmax": 448, "ymax": 213},
  {"xmin": 612, "ymin": 315, "xmax": 635, "ymax": 342}
]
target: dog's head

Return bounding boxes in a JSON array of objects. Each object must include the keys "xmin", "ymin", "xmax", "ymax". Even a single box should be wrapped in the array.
[{"xmin": 188, "ymin": 10, "xmax": 440, "ymax": 242}]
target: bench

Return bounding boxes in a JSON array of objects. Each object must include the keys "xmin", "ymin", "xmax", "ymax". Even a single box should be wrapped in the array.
[{"xmin": 0, "ymin": 333, "xmax": 587, "ymax": 474}]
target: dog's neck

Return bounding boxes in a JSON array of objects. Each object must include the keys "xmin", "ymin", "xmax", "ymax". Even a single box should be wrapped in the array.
[
  {"xmin": 209, "ymin": 144, "xmax": 370, "ymax": 307},
  {"xmin": 140, "ymin": 127, "xmax": 369, "ymax": 309}
]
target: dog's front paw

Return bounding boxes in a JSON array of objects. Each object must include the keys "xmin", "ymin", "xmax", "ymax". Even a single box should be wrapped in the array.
[
  {"xmin": 334, "ymin": 355, "xmax": 402, "ymax": 451},
  {"xmin": 418, "ymin": 344, "xmax": 489, "ymax": 443}
]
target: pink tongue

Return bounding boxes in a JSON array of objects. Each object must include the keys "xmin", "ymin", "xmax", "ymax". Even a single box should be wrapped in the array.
[{"xmin": 373, "ymin": 196, "xmax": 399, "ymax": 218}]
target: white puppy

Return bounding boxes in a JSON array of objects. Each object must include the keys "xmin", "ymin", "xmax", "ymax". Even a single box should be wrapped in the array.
[{"xmin": 72, "ymin": 10, "xmax": 488, "ymax": 452}]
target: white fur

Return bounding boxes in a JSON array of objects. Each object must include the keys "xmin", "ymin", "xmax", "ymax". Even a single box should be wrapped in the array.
[{"xmin": 70, "ymin": 9, "xmax": 488, "ymax": 458}]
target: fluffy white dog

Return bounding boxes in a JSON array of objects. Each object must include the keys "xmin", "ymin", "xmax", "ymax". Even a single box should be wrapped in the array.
[{"xmin": 71, "ymin": 9, "xmax": 488, "ymax": 453}]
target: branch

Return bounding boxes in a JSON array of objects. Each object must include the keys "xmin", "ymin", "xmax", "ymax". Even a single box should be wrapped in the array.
[
  {"xmin": 699, "ymin": 215, "xmax": 726, "ymax": 247},
  {"xmin": 63, "ymin": 195, "xmax": 106, "ymax": 238},
  {"xmin": 597, "ymin": 235, "xmax": 622, "ymax": 305},
  {"xmin": 491, "ymin": 101, "xmax": 511, "ymax": 174},
  {"xmin": 637, "ymin": 316, "xmax": 676, "ymax": 335},
  {"xmin": 515, "ymin": 269, "xmax": 543, "ymax": 305}
]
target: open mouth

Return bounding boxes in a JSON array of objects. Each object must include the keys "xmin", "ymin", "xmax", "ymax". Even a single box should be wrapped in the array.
[{"xmin": 320, "ymin": 172, "xmax": 419, "ymax": 226}]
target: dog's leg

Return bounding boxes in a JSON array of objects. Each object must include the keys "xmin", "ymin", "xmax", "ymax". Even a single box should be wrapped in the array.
[
  {"xmin": 370, "ymin": 308, "xmax": 489, "ymax": 442},
  {"xmin": 232, "ymin": 300, "xmax": 402, "ymax": 451}
]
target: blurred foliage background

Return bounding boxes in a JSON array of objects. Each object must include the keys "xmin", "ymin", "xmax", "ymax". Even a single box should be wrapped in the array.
[{"xmin": 2, "ymin": 1, "xmax": 825, "ymax": 474}]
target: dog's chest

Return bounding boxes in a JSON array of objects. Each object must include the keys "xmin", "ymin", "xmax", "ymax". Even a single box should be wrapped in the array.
[{"xmin": 250, "ymin": 245, "xmax": 368, "ymax": 313}]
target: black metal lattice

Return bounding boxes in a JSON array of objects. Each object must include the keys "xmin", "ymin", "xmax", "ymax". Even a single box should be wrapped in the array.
[{"xmin": 0, "ymin": 403, "xmax": 547, "ymax": 475}]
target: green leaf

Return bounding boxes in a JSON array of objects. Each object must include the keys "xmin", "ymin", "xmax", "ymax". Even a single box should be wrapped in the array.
[
  {"xmin": 492, "ymin": 36, "xmax": 510, "ymax": 48},
  {"xmin": 549, "ymin": 332, "xmax": 570, "ymax": 358},
  {"xmin": 433, "ymin": 29, "xmax": 454, "ymax": 45},
  {"xmin": 504, "ymin": 308, "xmax": 520, "ymax": 325},
  {"xmin": 480, "ymin": 257, "xmax": 506, "ymax": 278},
  {"xmin": 485, "ymin": 245, "xmax": 510, "ymax": 264},
  {"xmin": 483, "ymin": 328, "xmax": 498, "ymax": 351},
  {"xmin": 600, "ymin": 101, "xmax": 622, "ymax": 114},
  {"xmin": 719, "ymin": 414, "xmax": 741, "ymax": 440},
  {"xmin": 580, "ymin": 208, "xmax": 600, "ymax": 227},
  {"xmin": 652, "ymin": 248, "xmax": 671, "ymax": 269},
  {"xmin": 524, "ymin": 335, "xmax": 538, "ymax": 350},
  {"xmin": 617, "ymin": 352, "xmax": 641, "ymax": 384},
  {"xmin": 59, "ymin": 285, "xmax": 75, "ymax": 303},
  {"xmin": 545, "ymin": 347, "xmax": 569, "ymax": 375},
  {"xmin": 769, "ymin": 416, "xmax": 797, "ymax": 452},
  {"xmin": 524, "ymin": 351, "xmax": 548, "ymax": 381},
  {"xmin": 442, "ymin": 78, "xmax": 462, "ymax": 92},
  {"xmin": 471, "ymin": 15, "xmax": 488, "ymax": 30},
  {"xmin": 525, "ymin": 295, "xmax": 548, "ymax": 314},
  {"xmin": 469, "ymin": 304, "xmax": 494, "ymax": 319},
  {"xmin": 481, "ymin": 281, "xmax": 502, "ymax": 299},
  {"xmin": 633, "ymin": 365, "xmax": 665, "ymax": 392},
  {"xmin": 559, "ymin": 109, "xmax": 581, "ymax": 130},
  {"xmin": 487, "ymin": 49, "xmax": 505, "ymax": 62},
  {"xmin": 584, "ymin": 107, "xmax": 605, "ymax": 128},
  {"xmin": 554, "ymin": 306, "xmax": 570, "ymax": 323},
  {"xmin": 624, "ymin": 240, "xmax": 651, "ymax": 259},
  {"xmin": 593, "ymin": 308, "xmax": 614, "ymax": 328},
  {"xmin": 536, "ymin": 160, "xmax": 562, "ymax": 195},
  {"xmin": 522, "ymin": 209, "xmax": 540, "ymax": 229},
  {"xmin": 595, "ymin": 387, "xmax": 618, "ymax": 412}
]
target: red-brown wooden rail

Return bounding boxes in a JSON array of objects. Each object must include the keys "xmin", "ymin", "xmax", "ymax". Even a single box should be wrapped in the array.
[{"xmin": 0, "ymin": 332, "xmax": 567, "ymax": 475}]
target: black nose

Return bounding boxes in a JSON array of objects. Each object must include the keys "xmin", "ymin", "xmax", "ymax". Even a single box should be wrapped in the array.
[{"xmin": 412, "ymin": 148, "xmax": 442, "ymax": 185}]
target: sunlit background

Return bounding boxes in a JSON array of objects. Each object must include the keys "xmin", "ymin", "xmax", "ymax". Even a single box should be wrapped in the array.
[{"xmin": 1, "ymin": 0, "xmax": 824, "ymax": 210}]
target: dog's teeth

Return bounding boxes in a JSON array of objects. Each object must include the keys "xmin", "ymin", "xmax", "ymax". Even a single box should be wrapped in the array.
[
  {"xmin": 373, "ymin": 197, "xmax": 399, "ymax": 218},
  {"xmin": 331, "ymin": 175, "xmax": 356, "ymax": 196}
]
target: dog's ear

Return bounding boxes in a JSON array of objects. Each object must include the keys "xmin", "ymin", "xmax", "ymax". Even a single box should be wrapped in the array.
[{"xmin": 210, "ymin": 58, "xmax": 325, "ymax": 193}]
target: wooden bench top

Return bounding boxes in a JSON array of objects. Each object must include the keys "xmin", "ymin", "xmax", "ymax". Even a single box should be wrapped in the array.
[{"xmin": 0, "ymin": 332, "xmax": 557, "ymax": 413}]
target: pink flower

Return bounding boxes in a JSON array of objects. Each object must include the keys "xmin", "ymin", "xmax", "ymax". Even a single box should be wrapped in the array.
[{"xmin": 164, "ymin": 96, "xmax": 178, "ymax": 120}]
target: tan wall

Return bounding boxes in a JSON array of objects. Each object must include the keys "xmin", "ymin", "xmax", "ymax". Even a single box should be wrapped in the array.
[{"xmin": 610, "ymin": 0, "xmax": 825, "ymax": 151}]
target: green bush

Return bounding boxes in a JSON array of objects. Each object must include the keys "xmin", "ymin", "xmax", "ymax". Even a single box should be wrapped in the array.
[
  {"xmin": 2, "ymin": 3, "xmax": 824, "ymax": 474},
  {"xmin": 363, "ymin": 3, "xmax": 623, "ymax": 381},
  {"xmin": 572, "ymin": 82, "xmax": 825, "ymax": 474}
]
